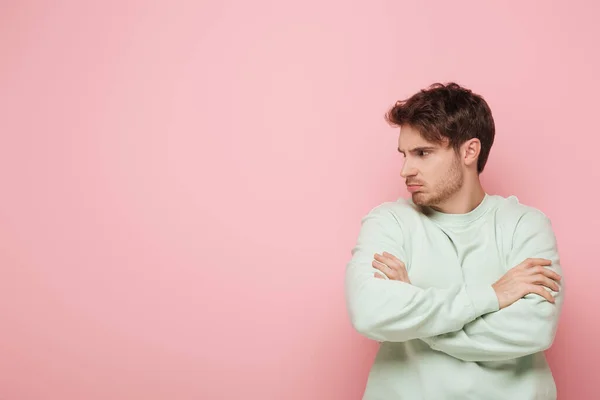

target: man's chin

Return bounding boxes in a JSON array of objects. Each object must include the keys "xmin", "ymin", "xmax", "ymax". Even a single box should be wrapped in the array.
[{"xmin": 411, "ymin": 192, "xmax": 429, "ymax": 205}]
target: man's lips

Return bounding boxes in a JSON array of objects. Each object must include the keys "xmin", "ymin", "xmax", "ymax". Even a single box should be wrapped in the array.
[{"xmin": 406, "ymin": 184, "xmax": 423, "ymax": 193}]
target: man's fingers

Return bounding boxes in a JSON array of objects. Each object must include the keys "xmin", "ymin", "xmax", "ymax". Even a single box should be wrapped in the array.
[
  {"xmin": 540, "ymin": 267, "xmax": 562, "ymax": 281},
  {"xmin": 374, "ymin": 253, "xmax": 395, "ymax": 266},
  {"xmin": 374, "ymin": 272, "xmax": 386, "ymax": 279},
  {"xmin": 529, "ymin": 284, "xmax": 556, "ymax": 303},
  {"xmin": 372, "ymin": 259, "xmax": 389, "ymax": 272},
  {"xmin": 383, "ymin": 252, "xmax": 406, "ymax": 268},
  {"xmin": 373, "ymin": 253, "xmax": 411, "ymax": 282},
  {"xmin": 531, "ymin": 274, "xmax": 560, "ymax": 292},
  {"xmin": 375, "ymin": 253, "xmax": 405, "ymax": 271},
  {"xmin": 524, "ymin": 258, "xmax": 552, "ymax": 268},
  {"xmin": 382, "ymin": 251, "xmax": 400, "ymax": 261}
]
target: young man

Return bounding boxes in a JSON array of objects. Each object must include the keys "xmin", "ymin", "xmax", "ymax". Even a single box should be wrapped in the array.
[{"xmin": 345, "ymin": 83, "xmax": 564, "ymax": 399}]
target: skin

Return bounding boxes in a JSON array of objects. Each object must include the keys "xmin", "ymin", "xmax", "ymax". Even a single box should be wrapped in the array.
[
  {"xmin": 396, "ymin": 124, "xmax": 484, "ymax": 214},
  {"xmin": 373, "ymin": 124, "xmax": 561, "ymax": 309}
]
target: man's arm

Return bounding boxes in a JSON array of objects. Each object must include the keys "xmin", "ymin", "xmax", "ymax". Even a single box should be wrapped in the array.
[
  {"xmin": 344, "ymin": 204, "xmax": 499, "ymax": 343},
  {"xmin": 420, "ymin": 210, "xmax": 565, "ymax": 362}
]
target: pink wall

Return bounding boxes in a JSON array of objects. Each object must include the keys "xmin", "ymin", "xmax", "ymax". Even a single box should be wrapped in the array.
[{"xmin": 1, "ymin": 1, "xmax": 598, "ymax": 399}]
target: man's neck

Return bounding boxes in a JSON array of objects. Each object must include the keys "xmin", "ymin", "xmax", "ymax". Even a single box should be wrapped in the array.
[{"xmin": 430, "ymin": 179, "xmax": 486, "ymax": 214}]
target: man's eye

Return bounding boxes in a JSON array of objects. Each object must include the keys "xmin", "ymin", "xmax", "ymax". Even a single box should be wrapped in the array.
[{"xmin": 418, "ymin": 151, "xmax": 430, "ymax": 157}]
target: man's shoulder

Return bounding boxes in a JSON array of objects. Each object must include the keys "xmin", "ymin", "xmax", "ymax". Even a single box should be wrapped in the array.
[
  {"xmin": 365, "ymin": 197, "xmax": 425, "ymax": 223},
  {"xmin": 492, "ymin": 194, "xmax": 552, "ymax": 227}
]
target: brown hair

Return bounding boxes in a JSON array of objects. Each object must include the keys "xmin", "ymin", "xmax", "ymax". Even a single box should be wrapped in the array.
[{"xmin": 385, "ymin": 82, "xmax": 495, "ymax": 174}]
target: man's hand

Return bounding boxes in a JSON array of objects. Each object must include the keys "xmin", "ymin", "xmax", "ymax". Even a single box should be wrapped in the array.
[
  {"xmin": 492, "ymin": 258, "xmax": 561, "ymax": 309},
  {"xmin": 372, "ymin": 252, "xmax": 411, "ymax": 283}
]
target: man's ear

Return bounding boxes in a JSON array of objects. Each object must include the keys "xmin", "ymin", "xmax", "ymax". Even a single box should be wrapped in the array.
[{"xmin": 462, "ymin": 139, "xmax": 481, "ymax": 169}]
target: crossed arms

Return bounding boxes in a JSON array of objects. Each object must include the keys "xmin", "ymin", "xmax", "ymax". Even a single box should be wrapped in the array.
[{"xmin": 344, "ymin": 206, "xmax": 564, "ymax": 362}]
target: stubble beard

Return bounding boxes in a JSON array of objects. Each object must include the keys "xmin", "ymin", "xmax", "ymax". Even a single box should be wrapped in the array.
[{"xmin": 412, "ymin": 158, "xmax": 464, "ymax": 207}]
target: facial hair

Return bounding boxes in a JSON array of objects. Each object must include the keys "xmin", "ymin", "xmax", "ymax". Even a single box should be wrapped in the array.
[{"xmin": 412, "ymin": 155, "xmax": 463, "ymax": 207}]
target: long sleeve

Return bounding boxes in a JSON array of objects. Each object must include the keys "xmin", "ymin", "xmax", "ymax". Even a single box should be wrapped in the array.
[
  {"xmin": 421, "ymin": 210, "xmax": 565, "ymax": 362},
  {"xmin": 344, "ymin": 204, "xmax": 499, "ymax": 343}
]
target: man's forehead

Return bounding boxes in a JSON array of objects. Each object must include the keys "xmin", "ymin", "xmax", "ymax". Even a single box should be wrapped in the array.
[
  {"xmin": 397, "ymin": 135, "xmax": 446, "ymax": 151},
  {"xmin": 398, "ymin": 128, "xmax": 448, "ymax": 151}
]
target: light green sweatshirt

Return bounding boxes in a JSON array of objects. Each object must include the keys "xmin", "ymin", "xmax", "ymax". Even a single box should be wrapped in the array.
[{"xmin": 345, "ymin": 193, "xmax": 564, "ymax": 400}]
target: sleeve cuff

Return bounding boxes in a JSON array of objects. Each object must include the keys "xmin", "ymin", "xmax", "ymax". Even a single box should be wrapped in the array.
[{"xmin": 465, "ymin": 284, "xmax": 500, "ymax": 319}]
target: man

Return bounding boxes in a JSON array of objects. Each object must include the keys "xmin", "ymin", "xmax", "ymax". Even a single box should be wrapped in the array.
[{"xmin": 345, "ymin": 82, "xmax": 564, "ymax": 399}]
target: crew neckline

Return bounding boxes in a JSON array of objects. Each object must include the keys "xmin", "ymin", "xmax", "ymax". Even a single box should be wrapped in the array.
[{"xmin": 418, "ymin": 193, "xmax": 494, "ymax": 225}]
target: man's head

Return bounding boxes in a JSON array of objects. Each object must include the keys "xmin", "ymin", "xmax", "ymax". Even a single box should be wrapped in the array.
[{"xmin": 385, "ymin": 82, "xmax": 495, "ymax": 207}]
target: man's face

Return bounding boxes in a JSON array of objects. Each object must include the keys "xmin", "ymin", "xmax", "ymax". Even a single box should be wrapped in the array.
[{"xmin": 397, "ymin": 125, "xmax": 463, "ymax": 207}]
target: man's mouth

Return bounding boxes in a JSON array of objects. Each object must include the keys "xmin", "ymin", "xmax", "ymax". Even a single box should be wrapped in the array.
[{"xmin": 406, "ymin": 184, "xmax": 423, "ymax": 193}]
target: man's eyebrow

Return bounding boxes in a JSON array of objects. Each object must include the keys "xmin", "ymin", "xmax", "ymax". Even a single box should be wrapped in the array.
[{"xmin": 397, "ymin": 146, "xmax": 436, "ymax": 154}]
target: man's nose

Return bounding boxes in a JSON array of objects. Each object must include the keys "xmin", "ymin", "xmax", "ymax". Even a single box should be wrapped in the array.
[{"xmin": 400, "ymin": 161, "xmax": 416, "ymax": 178}]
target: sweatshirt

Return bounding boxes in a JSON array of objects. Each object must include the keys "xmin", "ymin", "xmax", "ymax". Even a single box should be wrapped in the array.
[{"xmin": 344, "ymin": 193, "xmax": 564, "ymax": 400}]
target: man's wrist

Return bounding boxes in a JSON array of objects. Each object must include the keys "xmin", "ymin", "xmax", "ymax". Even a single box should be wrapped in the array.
[{"xmin": 465, "ymin": 284, "xmax": 500, "ymax": 319}]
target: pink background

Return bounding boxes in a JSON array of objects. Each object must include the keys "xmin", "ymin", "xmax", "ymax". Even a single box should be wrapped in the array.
[{"xmin": 1, "ymin": 1, "xmax": 598, "ymax": 399}]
